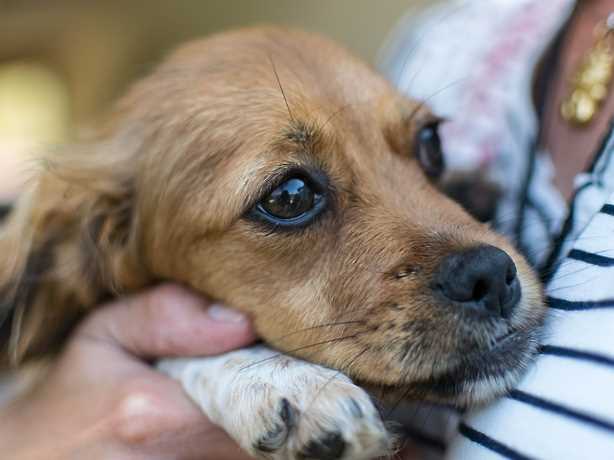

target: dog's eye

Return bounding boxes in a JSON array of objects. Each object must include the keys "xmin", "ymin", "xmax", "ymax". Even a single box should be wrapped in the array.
[
  {"xmin": 261, "ymin": 178, "xmax": 315, "ymax": 219},
  {"xmin": 252, "ymin": 176, "xmax": 326, "ymax": 227},
  {"xmin": 416, "ymin": 123, "xmax": 445, "ymax": 178}
]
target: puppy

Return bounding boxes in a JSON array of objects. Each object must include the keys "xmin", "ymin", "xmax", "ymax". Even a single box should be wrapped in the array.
[{"xmin": 0, "ymin": 27, "xmax": 545, "ymax": 459}]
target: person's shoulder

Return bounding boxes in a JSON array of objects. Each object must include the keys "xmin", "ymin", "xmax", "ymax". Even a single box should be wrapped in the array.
[{"xmin": 377, "ymin": 0, "xmax": 522, "ymax": 103}]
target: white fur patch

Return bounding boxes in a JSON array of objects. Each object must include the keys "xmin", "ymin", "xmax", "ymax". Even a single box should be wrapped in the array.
[{"xmin": 158, "ymin": 345, "xmax": 391, "ymax": 459}]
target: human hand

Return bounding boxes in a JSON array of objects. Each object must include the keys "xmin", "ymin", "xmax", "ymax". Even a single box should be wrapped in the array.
[{"xmin": 0, "ymin": 284, "xmax": 256, "ymax": 460}]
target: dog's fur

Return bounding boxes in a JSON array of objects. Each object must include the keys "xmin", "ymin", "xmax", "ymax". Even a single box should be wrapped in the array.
[{"xmin": 0, "ymin": 27, "xmax": 545, "ymax": 459}]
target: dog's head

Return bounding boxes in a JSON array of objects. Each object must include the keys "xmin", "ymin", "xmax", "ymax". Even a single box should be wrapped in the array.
[{"xmin": 0, "ymin": 27, "xmax": 544, "ymax": 407}]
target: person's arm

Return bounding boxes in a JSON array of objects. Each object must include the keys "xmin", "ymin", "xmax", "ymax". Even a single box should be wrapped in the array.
[{"xmin": 0, "ymin": 284, "xmax": 256, "ymax": 460}]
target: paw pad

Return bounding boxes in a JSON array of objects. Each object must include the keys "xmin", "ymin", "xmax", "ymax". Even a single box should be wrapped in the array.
[{"xmin": 298, "ymin": 431, "xmax": 346, "ymax": 460}]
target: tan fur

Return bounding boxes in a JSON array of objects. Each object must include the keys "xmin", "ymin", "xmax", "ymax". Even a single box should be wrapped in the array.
[{"xmin": 0, "ymin": 27, "xmax": 544, "ymax": 403}]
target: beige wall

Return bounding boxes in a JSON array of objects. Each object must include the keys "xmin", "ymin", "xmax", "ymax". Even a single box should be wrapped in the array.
[
  {"xmin": 1, "ymin": 0, "xmax": 433, "ymax": 119},
  {"xmin": 145, "ymin": 0, "xmax": 433, "ymax": 64},
  {"xmin": 0, "ymin": 0, "xmax": 435, "ymax": 199}
]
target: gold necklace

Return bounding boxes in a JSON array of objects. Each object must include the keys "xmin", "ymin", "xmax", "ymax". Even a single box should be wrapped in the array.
[{"xmin": 561, "ymin": 13, "xmax": 614, "ymax": 125}]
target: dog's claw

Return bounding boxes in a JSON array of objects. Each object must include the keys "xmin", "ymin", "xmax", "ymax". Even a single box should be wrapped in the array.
[
  {"xmin": 298, "ymin": 431, "xmax": 346, "ymax": 460},
  {"xmin": 279, "ymin": 397, "xmax": 297, "ymax": 428},
  {"xmin": 347, "ymin": 397, "xmax": 364, "ymax": 419},
  {"xmin": 254, "ymin": 398, "xmax": 298, "ymax": 453}
]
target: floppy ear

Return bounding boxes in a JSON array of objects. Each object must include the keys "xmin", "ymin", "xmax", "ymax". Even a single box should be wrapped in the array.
[{"xmin": 0, "ymin": 138, "xmax": 150, "ymax": 368}]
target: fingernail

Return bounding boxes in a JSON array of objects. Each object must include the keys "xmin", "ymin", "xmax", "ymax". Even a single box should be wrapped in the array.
[{"xmin": 207, "ymin": 304, "xmax": 247, "ymax": 323}]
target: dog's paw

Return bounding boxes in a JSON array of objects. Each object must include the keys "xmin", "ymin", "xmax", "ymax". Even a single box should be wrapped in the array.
[
  {"xmin": 159, "ymin": 350, "xmax": 392, "ymax": 460},
  {"xmin": 158, "ymin": 346, "xmax": 392, "ymax": 460},
  {"xmin": 237, "ymin": 366, "xmax": 391, "ymax": 460}
]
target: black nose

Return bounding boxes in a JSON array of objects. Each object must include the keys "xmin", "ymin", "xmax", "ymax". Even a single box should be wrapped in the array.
[{"xmin": 433, "ymin": 245, "xmax": 521, "ymax": 318}]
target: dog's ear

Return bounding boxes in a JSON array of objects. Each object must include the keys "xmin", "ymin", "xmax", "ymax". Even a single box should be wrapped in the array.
[{"xmin": 0, "ymin": 137, "xmax": 150, "ymax": 368}]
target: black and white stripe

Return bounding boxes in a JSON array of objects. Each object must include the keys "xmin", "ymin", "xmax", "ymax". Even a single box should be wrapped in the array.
[
  {"xmin": 380, "ymin": 0, "xmax": 614, "ymax": 457},
  {"xmin": 450, "ymin": 129, "xmax": 614, "ymax": 458}
]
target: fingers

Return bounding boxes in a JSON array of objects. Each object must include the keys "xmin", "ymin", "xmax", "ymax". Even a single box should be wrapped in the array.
[
  {"xmin": 112, "ymin": 377, "xmax": 253, "ymax": 459},
  {"xmin": 76, "ymin": 284, "xmax": 257, "ymax": 358}
]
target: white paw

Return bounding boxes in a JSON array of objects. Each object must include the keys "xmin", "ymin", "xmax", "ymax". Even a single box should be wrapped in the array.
[
  {"xmin": 246, "ymin": 373, "xmax": 391, "ymax": 460},
  {"xmin": 159, "ymin": 348, "xmax": 392, "ymax": 460}
]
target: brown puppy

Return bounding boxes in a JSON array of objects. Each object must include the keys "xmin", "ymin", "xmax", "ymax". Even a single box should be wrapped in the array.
[{"xmin": 0, "ymin": 27, "xmax": 544, "ymax": 411}]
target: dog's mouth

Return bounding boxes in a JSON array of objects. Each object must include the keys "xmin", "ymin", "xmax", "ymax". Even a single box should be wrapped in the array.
[
  {"xmin": 358, "ymin": 323, "xmax": 542, "ymax": 409},
  {"xmin": 403, "ymin": 327, "xmax": 540, "ymax": 407}
]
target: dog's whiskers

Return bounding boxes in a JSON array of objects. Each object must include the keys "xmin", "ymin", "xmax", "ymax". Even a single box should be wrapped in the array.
[
  {"xmin": 318, "ymin": 101, "xmax": 363, "ymax": 133},
  {"xmin": 8, "ymin": 302, "xmax": 25, "ymax": 365},
  {"xmin": 266, "ymin": 320, "xmax": 366, "ymax": 343},
  {"xmin": 406, "ymin": 76, "xmax": 469, "ymax": 125},
  {"xmin": 304, "ymin": 344, "xmax": 371, "ymax": 413},
  {"xmin": 268, "ymin": 54, "xmax": 294, "ymax": 123},
  {"xmin": 239, "ymin": 330, "xmax": 370, "ymax": 372},
  {"xmin": 384, "ymin": 380, "xmax": 415, "ymax": 420},
  {"xmin": 398, "ymin": 1, "xmax": 471, "ymax": 94}
]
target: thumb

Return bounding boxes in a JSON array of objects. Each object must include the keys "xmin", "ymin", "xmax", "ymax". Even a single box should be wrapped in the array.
[{"xmin": 77, "ymin": 284, "xmax": 256, "ymax": 358}]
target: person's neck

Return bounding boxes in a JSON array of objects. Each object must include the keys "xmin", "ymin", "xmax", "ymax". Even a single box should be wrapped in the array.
[{"xmin": 539, "ymin": 0, "xmax": 614, "ymax": 200}]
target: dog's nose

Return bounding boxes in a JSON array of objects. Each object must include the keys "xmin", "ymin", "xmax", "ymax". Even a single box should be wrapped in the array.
[{"xmin": 433, "ymin": 245, "xmax": 521, "ymax": 318}]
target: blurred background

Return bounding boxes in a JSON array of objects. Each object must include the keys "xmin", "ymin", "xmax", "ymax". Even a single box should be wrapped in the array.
[{"xmin": 0, "ymin": 0, "xmax": 432, "ymax": 202}]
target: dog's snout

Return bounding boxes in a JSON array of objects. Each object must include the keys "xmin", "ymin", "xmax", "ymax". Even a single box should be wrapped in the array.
[{"xmin": 434, "ymin": 245, "xmax": 521, "ymax": 318}]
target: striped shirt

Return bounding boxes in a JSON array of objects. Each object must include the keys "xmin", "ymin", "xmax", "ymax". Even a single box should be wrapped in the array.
[{"xmin": 380, "ymin": 1, "xmax": 614, "ymax": 458}]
